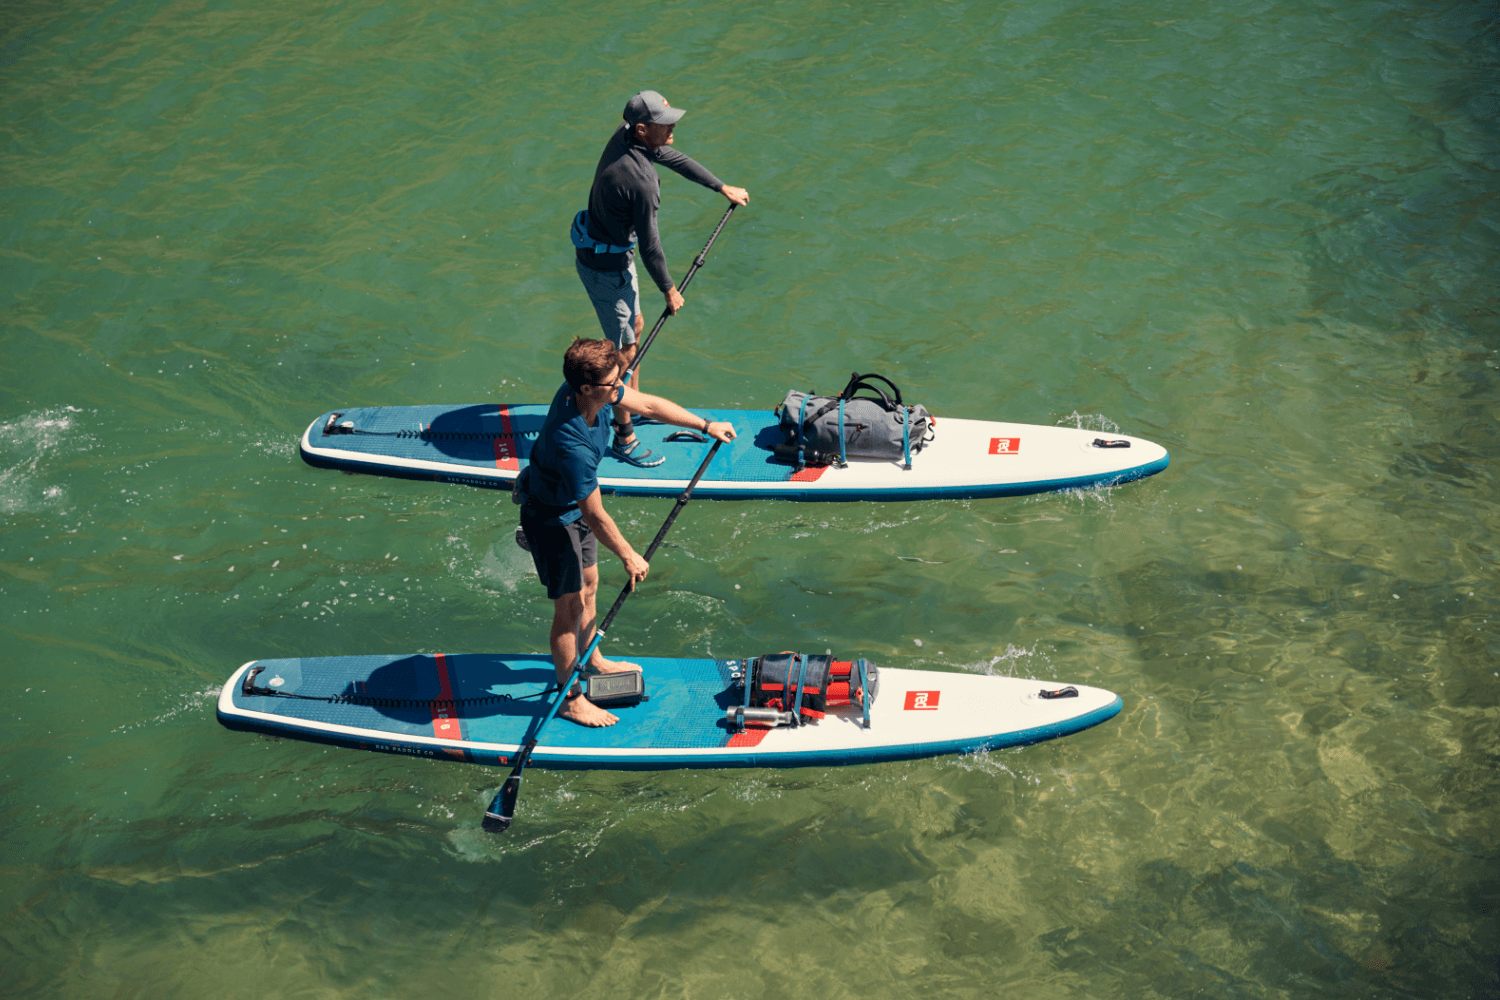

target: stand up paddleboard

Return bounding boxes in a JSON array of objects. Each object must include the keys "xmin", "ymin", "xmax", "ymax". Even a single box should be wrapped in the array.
[
  {"xmin": 299, "ymin": 405, "xmax": 1168, "ymax": 502},
  {"xmin": 216, "ymin": 653, "xmax": 1121, "ymax": 769}
]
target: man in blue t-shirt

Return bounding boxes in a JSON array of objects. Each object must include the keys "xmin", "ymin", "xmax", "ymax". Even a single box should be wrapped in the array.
[{"xmin": 520, "ymin": 338, "xmax": 736, "ymax": 728}]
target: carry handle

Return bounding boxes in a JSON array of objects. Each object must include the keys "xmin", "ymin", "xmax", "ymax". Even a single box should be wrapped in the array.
[{"xmin": 840, "ymin": 371, "xmax": 904, "ymax": 408}]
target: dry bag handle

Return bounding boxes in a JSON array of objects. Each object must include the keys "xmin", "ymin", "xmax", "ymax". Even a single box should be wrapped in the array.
[{"xmin": 840, "ymin": 371, "xmax": 903, "ymax": 409}]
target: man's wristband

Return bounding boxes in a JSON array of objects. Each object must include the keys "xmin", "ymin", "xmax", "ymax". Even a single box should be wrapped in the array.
[{"xmin": 701, "ymin": 418, "xmax": 710, "ymax": 433}]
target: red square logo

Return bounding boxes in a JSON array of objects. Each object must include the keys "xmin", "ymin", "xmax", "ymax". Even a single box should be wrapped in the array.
[
  {"xmin": 988, "ymin": 437, "xmax": 1020, "ymax": 455},
  {"xmin": 904, "ymin": 690, "xmax": 941, "ymax": 711}
]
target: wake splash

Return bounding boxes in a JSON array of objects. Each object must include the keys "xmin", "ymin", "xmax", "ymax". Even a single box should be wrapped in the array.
[{"xmin": 0, "ymin": 406, "xmax": 84, "ymax": 513}]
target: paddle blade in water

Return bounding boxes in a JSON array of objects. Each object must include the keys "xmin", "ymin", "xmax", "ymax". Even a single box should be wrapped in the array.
[{"xmin": 482, "ymin": 774, "xmax": 521, "ymax": 833}]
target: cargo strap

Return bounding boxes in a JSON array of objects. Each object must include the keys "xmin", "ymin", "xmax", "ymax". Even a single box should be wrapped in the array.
[
  {"xmin": 837, "ymin": 397, "xmax": 847, "ymax": 468},
  {"xmin": 738, "ymin": 656, "xmax": 755, "ymax": 728},
  {"xmin": 855, "ymin": 658, "xmax": 871, "ymax": 729},
  {"xmin": 570, "ymin": 210, "xmax": 636, "ymax": 255},
  {"xmin": 789, "ymin": 653, "xmax": 808, "ymax": 725},
  {"xmin": 902, "ymin": 407, "xmax": 911, "ymax": 470},
  {"xmin": 796, "ymin": 394, "xmax": 810, "ymax": 470}
]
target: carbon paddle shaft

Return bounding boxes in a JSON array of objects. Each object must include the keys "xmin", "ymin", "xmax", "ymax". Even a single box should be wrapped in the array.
[
  {"xmin": 623, "ymin": 204, "xmax": 736, "ymax": 384},
  {"xmin": 483, "ymin": 439, "xmax": 724, "ymax": 833}
]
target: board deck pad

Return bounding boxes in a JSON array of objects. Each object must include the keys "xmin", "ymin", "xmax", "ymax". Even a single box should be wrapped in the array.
[
  {"xmin": 300, "ymin": 404, "xmax": 1169, "ymax": 501},
  {"xmin": 217, "ymin": 654, "xmax": 1122, "ymax": 769}
]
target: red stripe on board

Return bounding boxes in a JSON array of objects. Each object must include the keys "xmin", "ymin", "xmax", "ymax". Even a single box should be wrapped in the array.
[
  {"xmin": 494, "ymin": 406, "xmax": 520, "ymax": 471},
  {"xmin": 789, "ymin": 466, "xmax": 826, "ymax": 482},
  {"xmin": 430, "ymin": 653, "xmax": 463, "ymax": 741},
  {"xmin": 727, "ymin": 726, "xmax": 771, "ymax": 748}
]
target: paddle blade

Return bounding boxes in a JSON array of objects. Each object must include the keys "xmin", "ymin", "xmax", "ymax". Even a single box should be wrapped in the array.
[{"xmin": 482, "ymin": 773, "xmax": 521, "ymax": 833}]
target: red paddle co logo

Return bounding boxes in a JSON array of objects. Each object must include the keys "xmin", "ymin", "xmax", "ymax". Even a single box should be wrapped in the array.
[
  {"xmin": 989, "ymin": 437, "xmax": 1021, "ymax": 455},
  {"xmin": 904, "ymin": 691, "xmax": 940, "ymax": 711}
]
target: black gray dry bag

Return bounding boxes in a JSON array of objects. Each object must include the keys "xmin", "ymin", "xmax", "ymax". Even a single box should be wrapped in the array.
[
  {"xmin": 747, "ymin": 653, "xmax": 880, "ymax": 714},
  {"xmin": 776, "ymin": 372, "xmax": 934, "ymax": 469}
]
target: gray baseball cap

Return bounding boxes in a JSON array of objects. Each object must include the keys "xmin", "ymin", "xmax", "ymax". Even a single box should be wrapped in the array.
[{"xmin": 623, "ymin": 90, "xmax": 686, "ymax": 126}]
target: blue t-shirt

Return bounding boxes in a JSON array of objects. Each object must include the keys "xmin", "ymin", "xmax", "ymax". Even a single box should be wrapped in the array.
[{"xmin": 525, "ymin": 381, "xmax": 618, "ymax": 525}]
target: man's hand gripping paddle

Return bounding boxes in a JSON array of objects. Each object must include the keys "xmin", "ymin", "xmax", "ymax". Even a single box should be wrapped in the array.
[
  {"xmin": 483, "ymin": 439, "xmax": 724, "ymax": 833},
  {"xmin": 623, "ymin": 204, "xmax": 735, "ymax": 386}
]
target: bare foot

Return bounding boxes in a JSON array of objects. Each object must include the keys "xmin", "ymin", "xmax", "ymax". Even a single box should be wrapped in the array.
[
  {"xmin": 559, "ymin": 696, "xmax": 619, "ymax": 728},
  {"xmin": 591, "ymin": 655, "xmax": 641, "ymax": 674}
]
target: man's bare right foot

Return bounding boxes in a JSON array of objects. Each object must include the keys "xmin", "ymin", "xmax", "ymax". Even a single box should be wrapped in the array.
[{"xmin": 559, "ymin": 695, "xmax": 619, "ymax": 728}]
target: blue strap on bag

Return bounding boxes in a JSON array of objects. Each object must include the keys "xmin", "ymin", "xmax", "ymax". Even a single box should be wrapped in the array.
[
  {"xmin": 837, "ymin": 397, "xmax": 849, "ymax": 468},
  {"xmin": 570, "ymin": 210, "xmax": 636, "ymax": 255},
  {"xmin": 902, "ymin": 406, "xmax": 912, "ymax": 470},
  {"xmin": 796, "ymin": 394, "xmax": 810, "ymax": 470},
  {"xmin": 855, "ymin": 658, "xmax": 871, "ymax": 729},
  {"xmin": 789, "ymin": 654, "xmax": 808, "ymax": 724}
]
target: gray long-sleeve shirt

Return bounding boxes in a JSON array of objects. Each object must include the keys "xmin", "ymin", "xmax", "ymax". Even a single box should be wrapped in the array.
[{"xmin": 575, "ymin": 124, "xmax": 722, "ymax": 293}]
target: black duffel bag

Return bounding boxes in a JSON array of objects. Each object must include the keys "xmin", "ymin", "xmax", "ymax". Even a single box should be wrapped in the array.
[{"xmin": 775, "ymin": 372, "xmax": 934, "ymax": 469}]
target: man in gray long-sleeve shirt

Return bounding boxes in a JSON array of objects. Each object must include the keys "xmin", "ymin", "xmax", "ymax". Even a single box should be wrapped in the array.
[{"xmin": 572, "ymin": 89, "xmax": 749, "ymax": 467}]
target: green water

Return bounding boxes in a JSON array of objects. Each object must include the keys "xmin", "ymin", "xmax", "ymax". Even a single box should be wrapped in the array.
[{"xmin": 3, "ymin": 0, "xmax": 1497, "ymax": 995}]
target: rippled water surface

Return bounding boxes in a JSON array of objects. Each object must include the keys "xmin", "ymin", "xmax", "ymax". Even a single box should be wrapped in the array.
[{"xmin": 3, "ymin": 0, "xmax": 1498, "ymax": 996}]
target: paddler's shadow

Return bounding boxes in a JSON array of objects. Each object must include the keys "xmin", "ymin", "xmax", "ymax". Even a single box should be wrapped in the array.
[
  {"xmin": 419, "ymin": 407, "xmax": 544, "ymax": 462},
  {"xmin": 342, "ymin": 654, "xmax": 556, "ymax": 723},
  {"xmin": 752, "ymin": 425, "xmax": 799, "ymax": 467}
]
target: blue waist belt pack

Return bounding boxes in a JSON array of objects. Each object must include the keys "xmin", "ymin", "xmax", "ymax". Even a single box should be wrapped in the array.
[{"xmin": 570, "ymin": 210, "xmax": 636, "ymax": 255}]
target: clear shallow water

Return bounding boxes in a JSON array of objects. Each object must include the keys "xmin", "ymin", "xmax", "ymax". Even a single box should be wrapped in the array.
[{"xmin": 2, "ymin": 0, "xmax": 1497, "ymax": 996}]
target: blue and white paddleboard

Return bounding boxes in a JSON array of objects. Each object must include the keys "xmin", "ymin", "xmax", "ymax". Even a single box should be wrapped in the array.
[
  {"xmin": 217, "ymin": 654, "xmax": 1121, "ymax": 770},
  {"xmin": 299, "ymin": 404, "xmax": 1168, "ymax": 502}
]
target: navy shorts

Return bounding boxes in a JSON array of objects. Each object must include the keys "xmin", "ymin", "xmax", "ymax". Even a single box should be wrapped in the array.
[{"xmin": 519, "ymin": 512, "xmax": 598, "ymax": 600}]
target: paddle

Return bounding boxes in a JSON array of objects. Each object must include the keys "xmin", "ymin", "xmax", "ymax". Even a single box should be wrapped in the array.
[
  {"xmin": 482, "ymin": 438, "xmax": 725, "ymax": 833},
  {"xmin": 623, "ymin": 203, "xmax": 736, "ymax": 384}
]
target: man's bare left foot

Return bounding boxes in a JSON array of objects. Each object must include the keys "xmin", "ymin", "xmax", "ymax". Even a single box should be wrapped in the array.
[{"xmin": 592, "ymin": 655, "xmax": 641, "ymax": 674}]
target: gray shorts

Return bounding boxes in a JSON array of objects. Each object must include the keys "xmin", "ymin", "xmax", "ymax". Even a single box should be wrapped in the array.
[
  {"xmin": 518, "ymin": 512, "xmax": 598, "ymax": 600},
  {"xmin": 576, "ymin": 258, "xmax": 641, "ymax": 348}
]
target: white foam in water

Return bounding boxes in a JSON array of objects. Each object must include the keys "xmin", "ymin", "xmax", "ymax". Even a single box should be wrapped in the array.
[
  {"xmin": 964, "ymin": 642, "xmax": 1050, "ymax": 679},
  {"xmin": 0, "ymin": 407, "xmax": 84, "ymax": 513},
  {"xmin": 476, "ymin": 536, "xmax": 537, "ymax": 592},
  {"xmin": 1056, "ymin": 410, "xmax": 1122, "ymax": 434}
]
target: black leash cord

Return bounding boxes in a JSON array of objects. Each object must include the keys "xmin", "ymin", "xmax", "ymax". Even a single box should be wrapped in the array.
[
  {"xmin": 329, "ymin": 427, "xmax": 539, "ymax": 440},
  {"xmin": 242, "ymin": 685, "xmax": 547, "ymax": 707}
]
